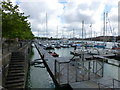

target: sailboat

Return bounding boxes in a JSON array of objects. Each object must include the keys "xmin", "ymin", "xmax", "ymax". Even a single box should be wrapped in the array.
[{"xmin": 94, "ymin": 12, "xmax": 107, "ymax": 49}]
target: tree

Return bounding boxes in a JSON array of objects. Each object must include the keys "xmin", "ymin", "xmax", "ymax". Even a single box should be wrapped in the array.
[{"xmin": 2, "ymin": 0, "xmax": 34, "ymax": 40}]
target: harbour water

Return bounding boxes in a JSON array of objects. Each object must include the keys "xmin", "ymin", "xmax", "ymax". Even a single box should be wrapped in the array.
[
  {"xmin": 26, "ymin": 44, "xmax": 55, "ymax": 88},
  {"xmin": 54, "ymin": 48, "xmax": 119, "ymax": 80},
  {"xmin": 27, "ymin": 41, "xmax": 119, "ymax": 88}
]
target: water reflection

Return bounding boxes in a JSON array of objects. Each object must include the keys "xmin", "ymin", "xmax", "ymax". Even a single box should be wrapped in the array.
[{"xmin": 27, "ymin": 46, "xmax": 55, "ymax": 88}]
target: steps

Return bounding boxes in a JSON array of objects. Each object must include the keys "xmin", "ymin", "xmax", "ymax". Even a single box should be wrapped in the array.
[{"xmin": 5, "ymin": 52, "xmax": 26, "ymax": 89}]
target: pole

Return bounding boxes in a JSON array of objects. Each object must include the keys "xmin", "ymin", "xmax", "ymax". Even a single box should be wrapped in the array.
[
  {"xmin": 103, "ymin": 12, "xmax": 106, "ymax": 43},
  {"xmin": 54, "ymin": 60, "xmax": 57, "ymax": 78},
  {"xmin": 46, "ymin": 13, "xmax": 48, "ymax": 38},
  {"xmin": 93, "ymin": 60, "xmax": 95, "ymax": 73},
  {"xmin": 75, "ymin": 66, "xmax": 77, "ymax": 82},
  {"xmin": 59, "ymin": 63, "xmax": 60, "ymax": 83},
  {"xmin": 67, "ymin": 63, "xmax": 69, "ymax": 83},
  {"xmin": 88, "ymin": 61, "xmax": 91, "ymax": 80},
  {"xmin": 90, "ymin": 23, "xmax": 92, "ymax": 41},
  {"xmin": 82, "ymin": 20, "xmax": 84, "ymax": 41},
  {"xmin": 56, "ymin": 25, "xmax": 58, "ymax": 38},
  {"xmin": 102, "ymin": 59, "xmax": 104, "ymax": 77},
  {"xmin": 73, "ymin": 28, "xmax": 74, "ymax": 38},
  {"xmin": 106, "ymin": 12, "xmax": 108, "ymax": 41}
]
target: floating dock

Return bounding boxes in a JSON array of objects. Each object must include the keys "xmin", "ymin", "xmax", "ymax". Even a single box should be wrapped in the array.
[{"xmin": 34, "ymin": 42, "xmax": 120, "ymax": 89}]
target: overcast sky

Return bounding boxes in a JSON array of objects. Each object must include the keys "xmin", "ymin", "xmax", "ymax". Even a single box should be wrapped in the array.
[{"xmin": 11, "ymin": 0, "xmax": 119, "ymax": 38}]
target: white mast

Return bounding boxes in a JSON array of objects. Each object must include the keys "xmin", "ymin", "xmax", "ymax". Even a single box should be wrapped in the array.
[
  {"xmin": 106, "ymin": 12, "xmax": 108, "ymax": 42},
  {"xmin": 46, "ymin": 13, "xmax": 48, "ymax": 38},
  {"xmin": 82, "ymin": 20, "xmax": 84, "ymax": 40},
  {"xmin": 73, "ymin": 28, "xmax": 74, "ymax": 38},
  {"xmin": 56, "ymin": 25, "xmax": 58, "ymax": 38}
]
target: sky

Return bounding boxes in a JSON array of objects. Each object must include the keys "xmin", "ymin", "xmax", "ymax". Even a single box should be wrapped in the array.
[{"xmin": 11, "ymin": 0, "xmax": 119, "ymax": 38}]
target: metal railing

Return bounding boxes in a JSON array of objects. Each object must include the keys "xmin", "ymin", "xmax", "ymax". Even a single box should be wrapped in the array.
[
  {"xmin": 54, "ymin": 57, "xmax": 104, "ymax": 85},
  {"xmin": 98, "ymin": 78, "xmax": 120, "ymax": 90},
  {"xmin": 113, "ymin": 78, "xmax": 120, "ymax": 89},
  {"xmin": 2, "ymin": 41, "xmax": 30, "ymax": 55}
]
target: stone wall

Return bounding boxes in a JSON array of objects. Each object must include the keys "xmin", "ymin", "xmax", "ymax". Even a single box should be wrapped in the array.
[{"xmin": 2, "ymin": 41, "xmax": 32, "ymax": 88}]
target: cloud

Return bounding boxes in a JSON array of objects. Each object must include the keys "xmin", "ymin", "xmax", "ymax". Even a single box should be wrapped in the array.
[{"xmin": 11, "ymin": 0, "xmax": 119, "ymax": 37}]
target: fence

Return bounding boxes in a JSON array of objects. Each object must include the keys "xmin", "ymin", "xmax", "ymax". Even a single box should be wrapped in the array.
[{"xmin": 54, "ymin": 57, "xmax": 104, "ymax": 85}]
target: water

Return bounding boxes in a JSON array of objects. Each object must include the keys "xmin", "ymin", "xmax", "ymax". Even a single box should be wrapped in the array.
[
  {"xmin": 54, "ymin": 48, "xmax": 74, "ymax": 57},
  {"xmin": 27, "ymin": 44, "xmax": 55, "ymax": 88},
  {"xmin": 104, "ymin": 63, "xmax": 119, "ymax": 79},
  {"xmin": 54, "ymin": 47, "xmax": 119, "ymax": 80},
  {"xmin": 27, "ymin": 41, "xmax": 119, "ymax": 88}
]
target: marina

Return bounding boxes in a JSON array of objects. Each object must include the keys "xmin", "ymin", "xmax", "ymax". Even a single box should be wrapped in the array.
[
  {"xmin": 1, "ymin": 0, "xmax": 120, "ymax": 89},
  {"xmin": 32, "ymin": 39, "xmax": 120, "ymax": 89},
  {"xmin": 2, "ymin": 39, "xmax": 120, "ymax": 89}
]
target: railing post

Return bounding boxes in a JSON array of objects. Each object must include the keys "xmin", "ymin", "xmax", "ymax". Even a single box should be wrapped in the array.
[
  {"xmin": 102, "ymin": 59, "xmax": 104, "ymax": 77},
  {"xmin": 93, "ymin": 60, "xmax": 95, "ymax": 73},
  {"xmin": 54, "ymin": 60, "xmax": 57, "ymax": 78},
  {"xmin": 75, "ymin": 64, "xmax": 77, "ymax": 82},
  {"xmin": 67, "ymin": 63, "xmax": 69, "ymax": 83},
  {"xmin": 98, "ymin": 83, "xmax": 101, "ymax": 90},
  {"xmin": 58, "ymin": 62, "xmax": 60, "ymax": 84},
  {"xmin": 96, "ymin": 60, "xmax": 97, "ymax": 74},
  {"xmin": 113, "ymin": 79, "xmax": 114, "ymax": 89},
  {"xmin": 88, "ymin": 61, "xmax": 91, "ymax": 80}
]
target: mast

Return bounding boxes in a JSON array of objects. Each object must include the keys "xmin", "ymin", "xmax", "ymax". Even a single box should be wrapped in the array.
[
  {"xmin": 62, "ymin": 28, "xmax": 64, "ymax": 38},
  {"xmin": 103, "ymin": 12, "xmax": 106, "ymax": 43},
  {"xmin": 73, "ymin": 28, "xmax": 74, "ymax": 39},
  {"xmin": 46, "ymin": 13, "xmax": 48, "ymax": 38},
  {"xmin": 106, "ymin": 12, "xmax": 108, "ymax": 42},
  {"xmin": 56, "ymin": 25, "xmax": 58, "ymax": 38},
  {"xmin": 82, "ymin": 20, "xmax": 84, "ymax": 41},
  {"xmin": 38, "ymin": 29, "xmax": 39, "ymax": 37},
  {"xmin": 90, "ymin": 23, "xmax": 92, "ymax": 41}
]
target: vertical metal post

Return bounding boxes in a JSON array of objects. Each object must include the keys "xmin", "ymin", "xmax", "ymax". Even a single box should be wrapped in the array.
[
  {"xmin": 113, "ymin": 79, "xmax": 114, "ymax": 89},
  {"xmin": 102, "ymin": 59, "xmax": 104, "ymax": 77},
  {"xmin": 81, "ymin": 53, "xmax": 84, "ymax": 67},
  {"xmin": 88, "ymin": 61, "xmax": 91, "ymax": 80},
  {"xmin": 58, "ymin": 62, "xmax": 60, "ymax": 84},
  {"xmin": 83, "ymin": 54, "xmax": 84, "ymax": 67},
  {"xmin": 93, "ymin": 60, "xmax": 95, "ymax": 73},
  {"xmin": 96, "ymin": 60, "xmax": 97, "ymax": 74},
  {"xmin": 118, "ymin": 62, "xmax": 120, "ymax": 87},
  {"xmin": 75, "ymin": 65, "xmax": 77, "ymax": 82},
  {"xmin": 67, "ymin": 63, "xmax": 69, "ymax": 83},
  {"xmin": 54, "ymin": 60, "xmax": 57, "ymax": 78},
  {"xmin": 98, "ymin": 83, "xmax": 101, "ymax": 90}
]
